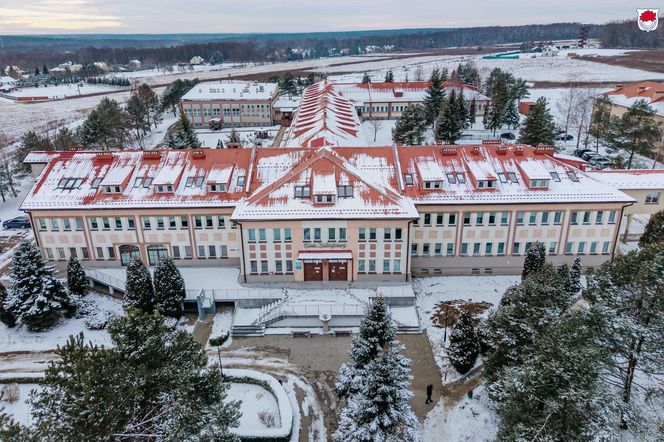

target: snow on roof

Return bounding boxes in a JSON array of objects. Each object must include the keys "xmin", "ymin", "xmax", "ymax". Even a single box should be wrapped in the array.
[
  {"xmin": 330, "ymin": 81, "xmax": 490, "ymax": 104},
  {"xmin": 518, "ymin": 158, "xmax": 552, "ymax": 180},
  {"xmin": 417, "ymin": 159, "xmax": 446, "ymax": 181},
  {"xmin": 281, "ymin": 80, "xmax": 368, "ymax": 148},
  {"xmin": 604, "ymin": 81, "xmax": 664, "ymax": 117},
  {"xmin": 181, "ymin": 80, "xmax": 277, "ymax": 102},
  {"xmin": 313, "ymin": 172, "xmax": 336, "ymax": 194},
  {"xmin": 206, "ymin": 163, "xmax": 235, "ymax": 184},
  {"xmin": 586, "ymin": 170, "xmax": 664, "ymax": 190}
]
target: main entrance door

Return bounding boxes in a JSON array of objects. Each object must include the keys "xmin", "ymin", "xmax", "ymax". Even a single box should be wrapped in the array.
[
  {"xmin": 303, "ymin": 261, "xmax": 323, "ymax": 281},
  {"xmin": 328, "ymin": 260, "xmax": 348, "ymax": 281}
]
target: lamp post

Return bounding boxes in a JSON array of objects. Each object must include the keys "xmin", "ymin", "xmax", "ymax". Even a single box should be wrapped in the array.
[{"xmin": 209, "ymin": 332, "xmax": 230, "ymax": 377}]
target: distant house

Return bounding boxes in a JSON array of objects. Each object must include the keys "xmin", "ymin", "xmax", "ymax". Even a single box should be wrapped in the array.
[
  {"xmin": 541, "ymin": 45, "xmax": 560, "ymax": 57},
  {"xmin": 190, "ymin": 56, "xmax": 204, "ymax": 65},
  {"xmin": 4, "ymin": 66, "xmax": 22, "ymax": 80},
  {"xmin": 128, "ymin": 59, "xmax": 142, "ymax": 70},
  {"xmin": 93, "ymin": 62, "xmax": 110, "ymax": 73},
  {"xmin": 519, "ymin": 101, "xmax": 537, "ymax": 115},
  {"xmin": 48, "ymin": 67, "xmax": 68, "ymax": 78},
  {"xmin": 603, "ymin": 81, "xmax": 664, "ymax": 126},
  {"xmin": 0, "ymin": 76, "xmax": 17, "ymax": 92}
]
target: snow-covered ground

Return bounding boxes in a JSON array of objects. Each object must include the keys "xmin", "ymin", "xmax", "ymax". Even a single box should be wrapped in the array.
[
  {"xmin": 229, "ymin": 382, "xmax": 282, "ymax": 430},
  {"xmin": 208, "ymin": 309, "xmax": 234, "ymax": 348},
  {"xmin": 0, "ymin": 292, "xmax": 123, "ymax": 352},
  {"xmin": 0, "ymin": 383, "xmax": 41, "ymax": 426},
  {"xmin": 414, "ymin": 275, "xmax": 519, "ymax": 383},
  {"xmin": 196, "ymin": 125, "xmax": 280, "ymax": 148},
  {"xmin": 0, "ymin": 176, "xmax": 34, "ymax": 232},
  {"xmin": 4, "ymin": 84, "xmax": 125, "ymax": 100}
]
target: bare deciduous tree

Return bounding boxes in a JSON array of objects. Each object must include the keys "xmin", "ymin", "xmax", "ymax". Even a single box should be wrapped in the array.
[{"xmin": 367, "ymin": 119, "xmax": 384, "ymax": 143}]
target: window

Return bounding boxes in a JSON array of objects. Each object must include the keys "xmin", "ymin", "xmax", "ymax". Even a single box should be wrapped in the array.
[
  {"xmin": 69, "ymin": 247, "xmax": 77, "ymax": 259},
  {"xmin": 436, "ymin": 214, "xmax": 444, "ymax": 226},
  {"xmin": 120, "ymin": 245, "xmax": 140, "ymax": 266},
  {"xmin": 359, "ymin": 228, "xmax": 366, "ymax": 241},
  {"xmin": 156, "ymin": 217, "xmax": 165, "ymax": 230},
  {"xmin": 368, "ymin": 260, "xmax": 376, "ymax": 273},
  {"xmin": 236, "ymin": 175, "xmax": 246, "ymax": 187},
  {"xmin": 582, "ymin": 211, "xmax": 590, "ymax": 224},
  {"xmin": 571, "ymin": 211, "xmax": 579, "ymax": 225},
  {"xmin": 424, "ymin": 181, "xmax": 443, "ymax": 189},
  {"xmin": 463, "ymin": 213, "xmax": 471, "ymax": 226},
  {"xmin": 315, "ymin": 194, "xmax": 334, "ymax": 204},
  {"xmin": 565, "ymin": 242, "xmax": 573, "ymax": 254},
  {"xmin": 476, "ymin": 212, "xmax": 484, "ymax": 226},
  {"xmin": 508, "ymin": 172, "xmax": 519, "ymax": 183},
  {"xmin": 449, "ymin": 213, "xmax": 457, "ymax": 226},
  {"xmin": 446, "ymin": 243, "xmax": 454, "ymax": 256},
  {"xmin": 513, "ymin": 242, "xmax": 521, "ymax": 255},
  {"xmin": 434, "ymin": 243, "xmax": 442, "ymax": 256},
  {"xmin": 446, "ymin": 172, "xmax": 457, "ymax": 184},
  {"xmin": 393, "ymin": 260, "xmax": 401, "ymax": 273},
  {"xmin": 608, "ymin": 210, "xmax": 617, "ymax": 224},
  {"xmin": 411, "ymin": 243, "xmax": 418, "ymax": 256},
  {"xmin": 473, "ymin": 243, "xmax": 480, "ymax": 255},
  {"xmin": 51, "ymin": 218, "xmax": 60, "ymax": 231},
  {"xmin": 186, "ymin": 176, "xmax": 205, "ymax": 188},
  {"xmin": 208, "ymin": 245, "xmax": 217, "ymax": 258},
  {"xmin": 172, "ymin": 246, "xmax": 181, "ymax": 259},
  {"xmin": 461, "ymin": 243, "xmax": 468, "ymax": 256},
  {"xmin": 96, "ymin": 247, "xmax": 104, "ymax": 260},
  {"xmin": 165, "ymin": 216, "xmax": 175, "ymax": 230},
  {"xmin": 275, "ymin": 261, "xmax": 283, "ymax": 273},
  {"xmin": 567, "ymin": 171, "xmax": 579, "ymax": 182},
  {"xmin": 294, "ymin": 186, "xmax": 310, "ymax": 198},
  {"xmin": 549, "ymin": 242, "xmax": 557, "ymax": 254},
  {"xmin": 578, "ymin": 241, "xmax": 586, "ymax": 254},
  {"xmin": 646, "ymin": 192, "xmax": 661, "ymax": 204},
  {"xmin": 57, "ymin": 247, "xmax": 65, "ymax": 260},
  {"xmin": 602, "ymin": 241, "xmax": 610, "ymax": 254},
  {"xmin": 369, "ymin": 228, "xmax": 376, "ymax": 241},
  {"xmin": 156, "ymin": 184, "xmax": 174, "ymax": 193},
  {"xmin": 340, "ymin": 228, "xmax": 347, "ymax": 241},
  {"xmin": 250, "ymin": 261, "xmax": 258, "ymax": 274},
  {"xmin": 596, "ymin": 211, "xmax": 604, "ymax": 224},
  {"xmin": 102, "ymin": 217, "xmax": 110, "ymax": 230},
  {"xmin": 208, "ymin": 183, "xmax": 226, "ymax": 192},
  {"xmin": 104, "ymin": 185, "xmax": 122, "ymax": 194},
  {"xmin": 529, "ymin": 212, "xmax": 537, "ymax": 225},
  {"xmin": 488, "ymin": 212, "xmax": 496, "ymax": 225},
  {"xmin": 384, "ymin": 228, "xmax": 391, "ymax": 241},
  {"xmin": 541, "ymin": 211, "xmax": 550, "ymax": 225},
  {"xmin": 273, "ymin": 228, "xmax": 281, "ymax": 242},
  {"xmin": 258, "ymin": 228, "xmax": 266, "ymax": 242},
  {"xmin": 127, "ymin": 218, "xmax": 135, "ymax": 230},
  {"xmin": 485, "ymin": 243, "xmax": 493, "ymax": 255},
  {"xmin": 424, "ymin": 213, "xmax": 431, "ymax": 226},
  {"xmin": 422, "ymin": 244, "xmax": 430, "ymax": 256},
  {"xmin": 497, "ymin": 172, "xmax": 507, "ymax": 183},
  {"xmin": 61, "ymin": 218, "xmax": 71, "ymax": 231},
  {"xmin": 220, "ymin": 245, "xmax": 228, "ymax": 258},
  {"xmin": 477, "ymin": 180, "xmax": 495, "ymax": 189},
  {"xmin": 497, "ymin": 242, "xmax": 505, "ymax": 255},
  {"xmin": 114, "ymin": 217, "xmax": 122, "ymax": 230},
  {"xmin": 248, "ymin": 229, "xmax": 256, "ymax": 242},
  {"xmin": 91, "ymin": 178, "xmax": 102, "ymax": 189},
  {"xmin": 133, "ymin": 176, "xmax": 152, "ymax": 188},
  {"xmin": 198, "ymin": 245, "xmax": 206, "ymax": 258},
  {"xmin": 38, "ymin": 218, "xmax": 47, "ymax": 231},
  {"xmin": 337, "ymin": 185, "xmax": 353, "ymax": 198},
  {"xmin": 45, "ymin": 248, "xmax": 54, "ymax": 260},
  {"xmin": 314, "ymin": 228, "xmax": 321, "ymax": 241},
  {"xmin": 590, "ymin": 241, "xmax": 598, "ymax": 254},
  {"xmin": 530, "ymin": 179, "xmax": 549, "ymax": 189},
  {"xmin": 516, "ymin": 212, "xmax": 524, "ymax": 225},
  {"xmin": 327, "ymin": 228, "xmax": 336, "ymax": 241},
  {"xmin": 404, "ymin": 174, "xmax": 414, "ymax": 186},
  {"xmin": 554, "ymin": 211, "xmax": 563, "ymax": 225},
  {"xmin": 147, "ymin": 244, "xmax": 169, "ymax": 265},
  {"xmin": 550, "ymin": 172, "xmax": 560, "ymax": 182},
  {"xmin": 383, "ymin": 260, "xmax": 390, "ymax": 273},
  {"xmin": 456, "ymin": 173, "xmax": 466, "ymax": 184},
  {"xmin": 358, "ymin": 260, "xmax": 366, "ymax": 273}
]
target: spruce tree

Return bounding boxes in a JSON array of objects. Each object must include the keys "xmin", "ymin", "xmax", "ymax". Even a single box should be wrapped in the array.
[
  {"xmin": 166, "ymin": 111, "xmax": 202, "ymax": 148},
  {"xmin": 30, "ymin": 311, "xmax": 241, "ymax": 440},
  {"xmin": 423, "ymin": 69, "xmax": 445, "ymax": 125},
  {"xmin": 518, "ymin": 97, "xmax": 557, "ymax": 146},
  {"xmin": 125, "ymin": 95, "xmax": 149, "ymax": 141},
  {"xmin": 639, "ymin": 210, "xmax": 664, "ymax": 247},
  {"xmin": 504, "ymin": 99, "xmax": 520, "ymax": 129},
  {"xmin": 569, "ymin": 257, "xmax": 582, "ymax": 294},
  {"xmin": 209, "ymin": 51, "xmax": 224, "ymax": 65},
  {"xmin": 123, "ymin": 257, "xmax": 156, "ymax": 313},
  {"xmin": 448, "ymin": 310, "xmax": 479, "ymax": 374},
  {"xmin": 522, "ymin": 241, "xmax": 546, "ymax": 280},
  {"xmin": 384, "ymin": 70, "xmax": 394, "ymax": 83},
  {"xmin": 153, "ymin": 257, "xmax": 186, "ymax": 318},
  {"xmin": 361, "ymin": 72, "xmax": 371, "ymax": 83},
  {"xmin": 0, "ymin": 283, "xmax": 16, "ymax": 328},
  {"xmin": 67, "ymin": 256, "xmax": 88, "ymax": 297},
  {"xmin": 4, "ymin": 241, "xmax": 69, "ymax": 331},
  {"xmin": 226, "ymin": 128, "xmax": 243, "ymax": 146},
  {"xmin": 392, "ymin": 105, "xmax": 428, "ymax": 145},
  {"xmin": 556, "ymin": 263, "xmax": 574, "ymax": 295},
  {"xmin": 605, "ymin": 99, "xmax": 660, "ymax": 169}
]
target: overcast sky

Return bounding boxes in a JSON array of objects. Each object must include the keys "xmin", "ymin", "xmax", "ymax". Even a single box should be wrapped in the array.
[{"xmin": 0, "ymin": 0, "xmax": 654, "ymax": 34}]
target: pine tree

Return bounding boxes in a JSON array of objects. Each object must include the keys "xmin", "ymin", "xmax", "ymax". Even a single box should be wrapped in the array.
[
  {"xmin": 361, "ymin": 72, "xmax": 371, "ymax": 83},
  {"xmin": 518, "ymin": 97, "xmax": 557, "ymax": 146},
  {"xmin": 384, "ymin": 70, "xmax": 394, "ymax": 83},
  {"xmin": 30, "ymin": 311, "xmax": 241, "ymax": 440},
  {"xmin": 52, "ymin": 127, "xmax": 80, "ymax": 150},
  {"xmin": 226, "ymin": 128, "xmax": 243, "ymax": 146},
  {"xmin": 4, "ymin": 241, "xmax": 69, "ymax": 331},
  {"xmin": 209, "ymin": 51, "xmax": 224, "ymax": 65},
  {"xmin": 522, "ymin": 241, "xmax": 546, "ymax": 280},
  {"xmin": 67, "ymin": 256, "xmax": 88, "ymax": 297},
  {"xmin": 392, "ymin": 105, "xmax": 428, "ymax": 145},
  {"xmin": 589, "ymin": 95, "xmax": 612, "ymax": 150},
  {"xmin": 79, "ymin": 98, "xmax": 129, "ymax": 150},
  {"xmin": 448, "ymin": 310, "xmax": 479, "ymax": 374},
  {"xmin": 569, "ymin": 257, "xmax": 582, "ymax": 294},
  {"xmin": 639, "ymin": 210, "xmax": 664, "ymax": 247},
  {"xmin": 0, "ymin": 283, "xmax": 16, "ymax": 328},
  {"xmin": 585, "ymin": 244, "xmax": 664, "ymax": 429},
  {"xmin": 278, "ymin": 72, "xmax": 298, "ymax": 96},
  {"xmin": 606, "ymin": 99, "xmax": 661, "ymax": 169},
  {"xmin": 469, "ymin": 97, "xmax": 476, "ymax": 125},
  {"xmin": 423, "ymin": 69, "xmax": 445, "ymax": 125},
  {"xmin": 166, "ymin": 111, "xmax": 202, "ymax": 148},
  {"xmin": 123, "ymin": 257, "xmax": 156, "ymax": 313},
  {"xmin": 125, "ymin": 94, "xmax": 149, "ymax": 141},
  {"xmin": 136, "ymin": 83, "xmax": 161, "ymax": 129},
  {"xmin": 153, "ymin": 257, "xmax": 186, "ymax": 318}
]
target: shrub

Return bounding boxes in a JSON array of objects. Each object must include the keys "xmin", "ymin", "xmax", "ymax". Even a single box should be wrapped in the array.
[
  {"xmin": 258, "ymin": 409, "xmax": 276, "ymax": 428},
  {"xmin": 1, "ymin": 383, "xmax": 20, "ymax": 403}
]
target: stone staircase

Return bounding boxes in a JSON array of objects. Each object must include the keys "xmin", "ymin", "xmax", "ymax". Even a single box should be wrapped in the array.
[{"xmin": 231, "ymin": 324, "xmax": 266, "ymax": 337}]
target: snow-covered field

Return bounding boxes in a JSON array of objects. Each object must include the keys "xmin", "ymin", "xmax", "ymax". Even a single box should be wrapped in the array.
[
  {"xmin": 196, "ymin": 125, "xmax": 280, "ymax": 148},
  {"xmin": 5, "ymin": 84, "xmax": 125, "ymax": 100},
  {"xmin": 1, "ymin": 383, "xmax": 40, "ymax": 426},
  {"xmin": 0, "ymin": 292, "xmax": 123, "ymax": 352},
  {"xmin": 229, "ymin": 382, "xmax": 282, "ymax": 429}
]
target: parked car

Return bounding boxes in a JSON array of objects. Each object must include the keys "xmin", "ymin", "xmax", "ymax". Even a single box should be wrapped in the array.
[
  {"xmin": 573, "ymin": 148, "xmax": 593, "ymax": 158},
  {"xmin": 3, "ymin": 216, "xmax": 31, "ymax": 229},
  {"xmin": 499, "ymin": 132, "xmax": 516, "ymax": 141},
  {"xmin": 589, "ymin": 156, "xmax": 612, "ymax": 170},
  {"xmin": 555, "ymin": 133, "xmax": 574, "ymax": 141},
  {"xmin": 581, "ymin": 151, "xmax": 601, "ymax": 161}
]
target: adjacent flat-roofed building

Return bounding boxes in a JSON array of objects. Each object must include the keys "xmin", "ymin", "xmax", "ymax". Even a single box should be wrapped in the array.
[
  {"xmin": 330, "ymin": 81, "xmax": 491, "ymax": 120},
  {"xmin": 180, "ymin": 81, "xmax": 279, "ymax": 128},
  {"xmin": 22, "ymin": 142, "xmax": 634, "ymax": 282}
]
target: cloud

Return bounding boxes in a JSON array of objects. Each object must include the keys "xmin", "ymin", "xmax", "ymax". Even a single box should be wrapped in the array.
[{"xmin": 0, "ymin": 0, "xmax": 122, "ymax": 32}]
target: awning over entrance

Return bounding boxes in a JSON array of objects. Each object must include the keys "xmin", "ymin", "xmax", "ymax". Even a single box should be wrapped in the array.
[{"xmin": 298, "ymin": 250, "xmax": 353, "ymax": 260}]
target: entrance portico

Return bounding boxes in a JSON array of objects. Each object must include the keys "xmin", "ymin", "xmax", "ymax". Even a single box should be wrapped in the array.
[{"xmin": 299, "ymin": 250, "xmax": 352, "ymax": 282}]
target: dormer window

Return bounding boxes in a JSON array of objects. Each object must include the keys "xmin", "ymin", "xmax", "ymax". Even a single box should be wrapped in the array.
[
  {"xmin": 498, "ymin": 172, "xmax": 519, "ymax": 184},
  {"xmin": 207, "ymin": 183, "xmax": 226, "ymax": 192},
  {"xmin": 185, "ymin": 176, "xmax": 205, "ymax": 188},
  {"xmin": 104, "ymin": 185, "xmax": 122, "ymax": 194},
  {"xmin": 566, "ymin": 171, "xmax": 579, "ymax": 182},
  {"xmin": 477, "ymin": 180, "xmax": 496, "ymax": 189},
  {"xmin": 337, "ymin": 185, "xmax": 353, "ymax": 198},
  {"xmin": 404, "ymin": 174, "xmax": 414, "ymax": 186},
  {"xmin": 424, "ymin": 181, "xmax": 443, "ymax": 189},
  {"xmin": 316, "ymin": 194, "xmax": 334, "ymax": 204},
  {"xmin": 549, "ymin": 172, "xmax": 561, "ymax": 182},
  {"xmin": 294, "ymin": 185, "xmax": 310, "ymax": 198},
  {"xmin": 497, "ymin": 172, "xmax": 507, "ymax": 183},
  {"xmin": 133, "ymin": 176, "xmax": 153, "ymax": 188},
  {"xmin": 236, "ymin": 175, "xmax": 246, "ymax": 187},
  {"xmin": 508, "ymin": 172, "xmax": 518, "ymax": 183},
  {"xmin": 447, "ymin": 172, "xmax": 466, "ymax": 184},
  {"xmin": 155, "ymin": 184, "xmax": 174, "ymax": 193},
  {"xmin": 530, "ymin": 179, "xmax": 550, "ymax": 189}
]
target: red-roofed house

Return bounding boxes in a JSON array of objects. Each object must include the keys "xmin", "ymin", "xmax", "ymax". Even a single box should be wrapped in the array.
[{"xmin": 603, "ymin": 81, "xmax": 664, "ymax": 125}]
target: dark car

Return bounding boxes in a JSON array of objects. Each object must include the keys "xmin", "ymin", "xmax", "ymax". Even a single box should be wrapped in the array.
[
  {"xmin": 3, "ymin": 216, "xmax": 31, "ymax": 229},
  {"xmin": 555, "ymin": 134, "xmax": 574, "ymax": 141},
  {"xmin": 499, "ymin": 132, "xmax": 516, "ymax": 140},
  {"xmin": 573, "ymin": 148, "xmax": 593, "ymax": 158},
  {"xmin": 581, "ymin": 151, "xmax": 601, "ymax": 161}
]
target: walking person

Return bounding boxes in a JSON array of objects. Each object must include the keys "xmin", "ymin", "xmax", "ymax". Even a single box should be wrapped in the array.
[{"xmin": 425, "ymin": 384, "xmax": 433, "ymax": 404}]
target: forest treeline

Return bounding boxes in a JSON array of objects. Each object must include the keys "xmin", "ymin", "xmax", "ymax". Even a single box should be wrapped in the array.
[{"xmin": 1, "ymin": 19, "xmax": 661, "ymax": 69}]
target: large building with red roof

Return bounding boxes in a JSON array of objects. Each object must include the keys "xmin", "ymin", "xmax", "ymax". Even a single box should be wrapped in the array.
[
  {"xmin": 22, "ymin": 141, "xmax": 640, "ymax": 283},
  {"xmin": 603, "ymin": 81, "xmax": 664, "ymax": 125}
]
